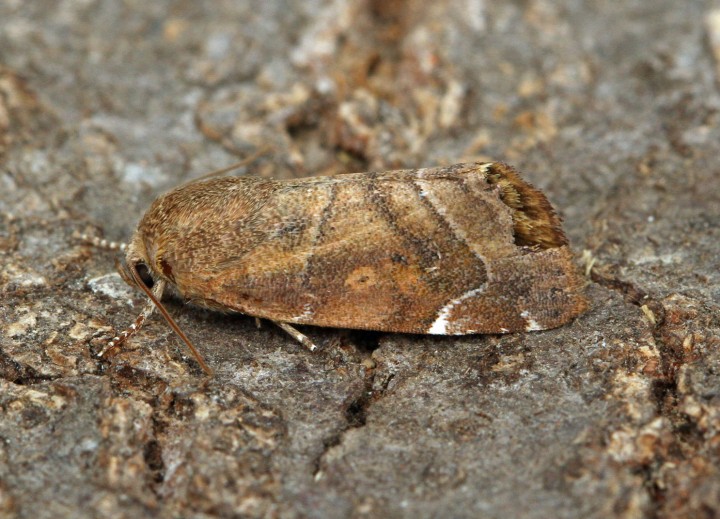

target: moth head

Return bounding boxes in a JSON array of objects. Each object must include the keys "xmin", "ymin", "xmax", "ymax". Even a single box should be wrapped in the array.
[
  {"xmin": 122, "ymin": 231, "xmax": 173, "ymax": 287},
  {"xmin": 109, "ymin": 232, "xmax": 212, "ymax": 375}
]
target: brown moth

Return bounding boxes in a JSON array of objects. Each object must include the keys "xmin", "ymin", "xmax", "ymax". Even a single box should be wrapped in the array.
[{"xmin": 107, "ymin": 162, "xmax": 587, "ymax": 374}]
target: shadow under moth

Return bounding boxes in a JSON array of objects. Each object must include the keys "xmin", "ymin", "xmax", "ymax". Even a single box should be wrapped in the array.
[{"xmin": 99, "ymin": 161, "xmax": 588, "ymax": 375}]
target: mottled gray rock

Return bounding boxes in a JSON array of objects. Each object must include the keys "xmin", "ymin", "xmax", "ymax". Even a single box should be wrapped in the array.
[{"xmin": 1, "ymin": 1, "xmax": 719, "ymax": 518}]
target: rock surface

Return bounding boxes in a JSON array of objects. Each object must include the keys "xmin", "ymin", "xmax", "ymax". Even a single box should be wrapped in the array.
[{"xmin": 1, "ymin": 1, "xmax": 719, "ymax": 518}]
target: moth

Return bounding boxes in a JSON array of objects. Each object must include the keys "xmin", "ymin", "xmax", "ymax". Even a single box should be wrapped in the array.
[{"xmin": 103, "ymin": 162, "xmax": 587, "ymax": 374}]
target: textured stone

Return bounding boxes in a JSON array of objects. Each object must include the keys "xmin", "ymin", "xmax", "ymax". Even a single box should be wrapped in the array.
[{"xmin": 0, "ymin": 1, "xmax": 718, "ymax": 518}]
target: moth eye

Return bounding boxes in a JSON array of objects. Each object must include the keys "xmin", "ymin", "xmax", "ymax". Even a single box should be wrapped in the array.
[{"xmin": 135, "ymin": 261, "xmax": 154, "ymax": 289}]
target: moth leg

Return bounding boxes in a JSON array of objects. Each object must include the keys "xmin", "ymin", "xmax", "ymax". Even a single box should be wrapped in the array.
[{"xmin": 274, "ymin": 322, "xmax": 318, "ymax": 352}]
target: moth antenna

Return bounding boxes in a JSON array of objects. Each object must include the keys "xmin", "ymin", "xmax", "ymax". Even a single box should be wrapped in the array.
[
  {"xmin": 128, "ymin": 269, "xmax": 214, "ymax": 376},
  {"xmin": 189, "ymin": 145, "xmax": 273, "ymax": 183},
  {"xmin": 77, "ymin": 232, "xmax": 127, "ymax": 252}
]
